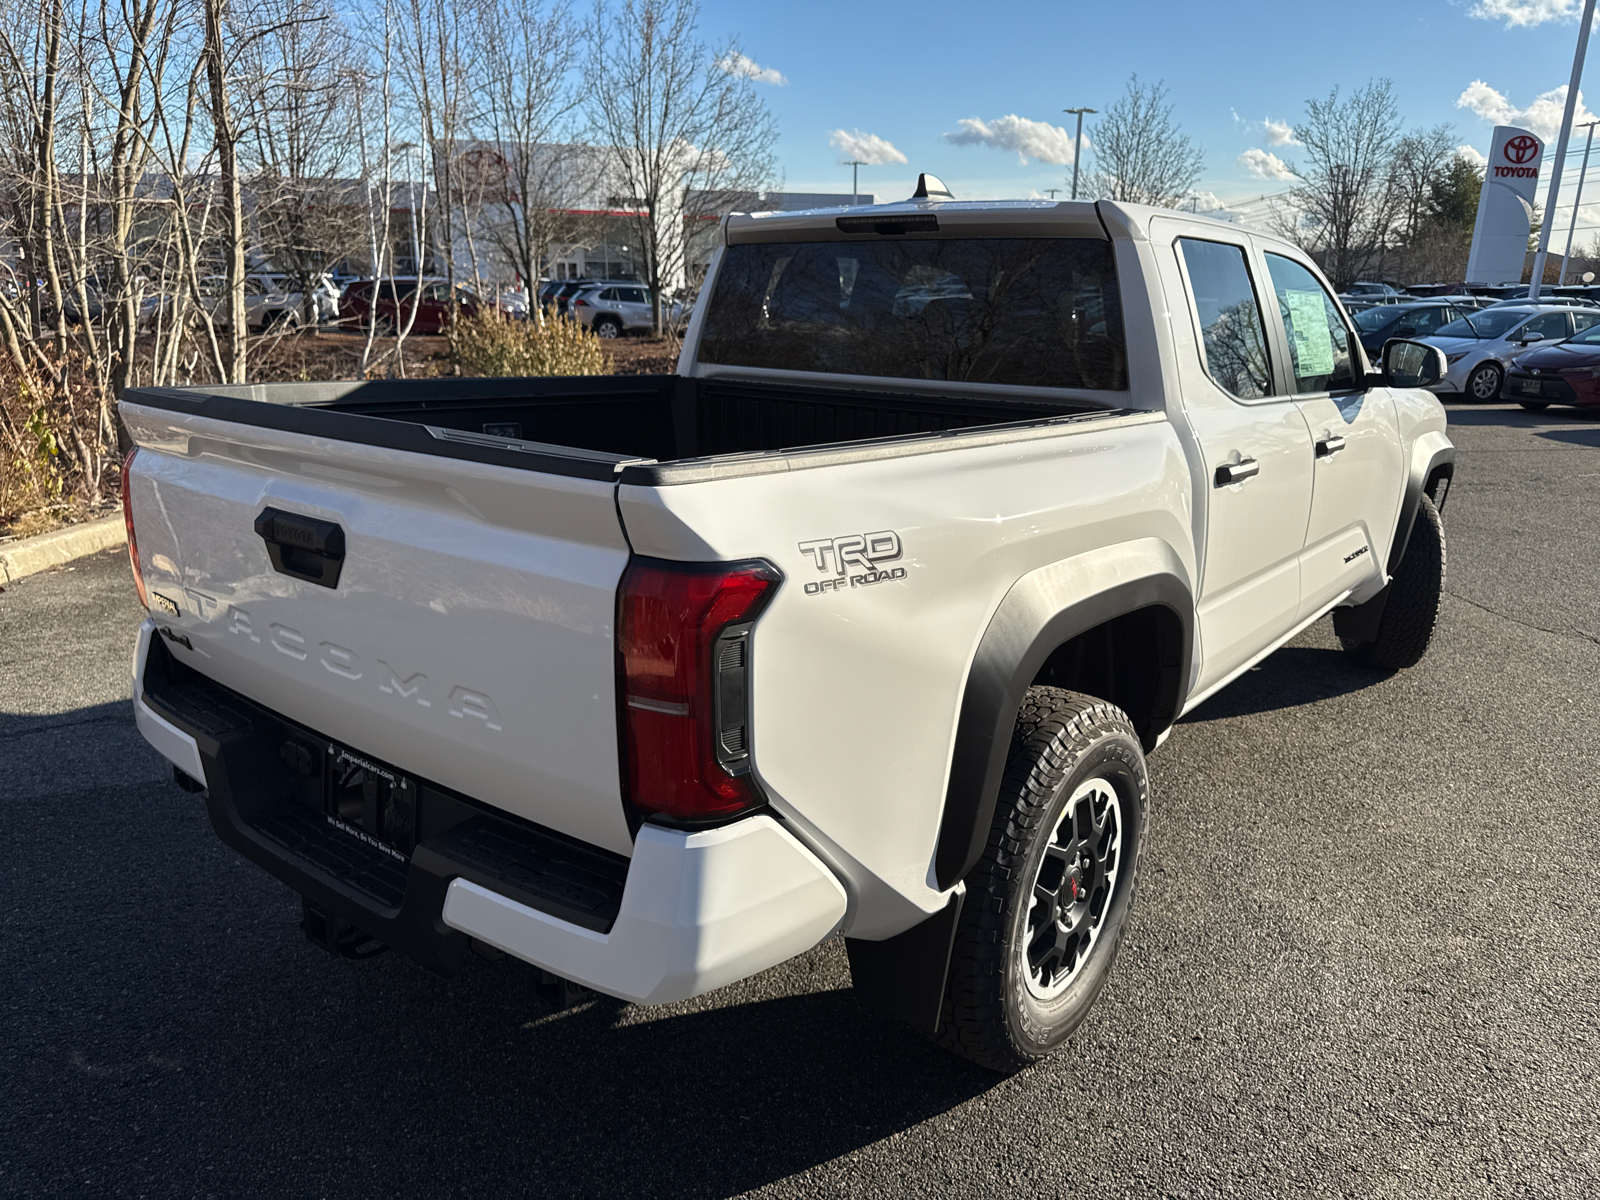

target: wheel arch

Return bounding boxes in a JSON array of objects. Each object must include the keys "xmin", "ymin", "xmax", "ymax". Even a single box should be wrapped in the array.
[
  {"xmin": 1389, "ymin": 431, "xmax": 1455, "ymax": 574},
  {"xmin": 932, "ymin": 539, "xmax": 1194, "ymax": 891}
]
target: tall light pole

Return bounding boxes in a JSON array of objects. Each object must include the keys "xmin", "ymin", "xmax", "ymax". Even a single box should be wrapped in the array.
[
  {"xmin": 1529, "ymin": 0, "xmax": 1597, "ymax": 301},
  {"xmin": 1064, "ymin": 107, "xmax": 1096, "ymax": 199},
  {"xmin": 1560, "ymin": 119, "xmax": 1600, "ymax": 286},
  {"xmin": 847, "ymin": 160, "xmax": 866, "ymax": 206}
]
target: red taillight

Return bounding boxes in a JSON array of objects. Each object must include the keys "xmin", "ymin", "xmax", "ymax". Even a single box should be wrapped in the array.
[
  {"xmin": 121, "ymin": 448, "xmax": 148, "ymax": 609},
  {"xmin": 618, "ymin": 558, "xmax": 780, "ymax": 821},
  {"xmin": 574, "ymin": 297, "xmax": 588, "ymax": 307}
]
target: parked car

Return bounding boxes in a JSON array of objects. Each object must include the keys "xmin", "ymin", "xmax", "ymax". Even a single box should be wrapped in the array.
[
  {"xmin": 569, "ymin": 282, "xmax": 682, "ymax": 336},
  {"xmin": 548, "ymin": 278, "xmax": 600, "ymax": 316},
  {"xmin": 121, "ymin": 197, "xmax": 1454, "ymax": 1072},
  {"xmin": 1421, "ymin": 305, "xmax": 1600, "ymax": 400},
  {"xmin": 1502, "ymin": 318, "xmax": 1600, "ymax": 412},
  {"xmin": 1351, "ymin": 301, "xmax": 1473, "ymax": 357},
  {"xmin": 198, "ymin": 274, "xmax": 315, "ymax": 331},
  {"xmin": 339, "ymin": 277, "xmax": 489, "ymax": 335},
  {"xmin": 1339, "ymin": 281, "xmax": 1406, "ymax": 308}
]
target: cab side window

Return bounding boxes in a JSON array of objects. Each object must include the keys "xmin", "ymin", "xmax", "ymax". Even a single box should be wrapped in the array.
[
  {"xmin": 1264, "ymin": 253, "xmax": 1357, "ymax": 393},
  {"xmin": 1177, "ymin": 238, "xmax": 1274, "ymax": 400},
  {"xmin": 1522, "ymin": 312, "xmax": 1572, "ymax": 341}
]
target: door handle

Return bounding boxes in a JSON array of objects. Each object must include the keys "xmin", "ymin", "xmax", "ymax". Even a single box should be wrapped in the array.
[
  {"xmin": 1316, "ymin": 435, "xmax": 1347, "ymax": 458},
  {"xmin": 255, "ymin": 507, "xmax": 346, "ymax": 588},
  {"xmin": 1214, "ymin": 458, "xmax": 1260, "ymax": 487}
]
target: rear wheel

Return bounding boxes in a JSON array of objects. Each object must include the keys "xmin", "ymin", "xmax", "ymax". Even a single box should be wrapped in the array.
[
  {"xmin": 1466, "ymin": 361, "xmax": 1503, "ymax": 402},
  {"xmin": 593, "ymin": 316, "xmax": 622, "ymax": 338},
  {"xmin": 935, "ymin": 687, "xmax": 1148, "ymax": 1073}
]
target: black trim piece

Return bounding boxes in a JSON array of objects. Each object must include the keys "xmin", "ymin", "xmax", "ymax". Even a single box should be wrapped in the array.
[
  {"xmin": 1388, "ymin": 445, "xmax": 1456, "ymax": 574},
  {"xmin": 619, "ymin": 408, "xmax": 1144, "ymax": 487},
  {"xmin": 845, "ymin": 891, "xmax": 965, "ymax": 1035},
  {"xmin": 834, "ymin": 214, "xmax": 939, "ymax": 235},
  {"xmin": 122, "ymin": 376, "xmax": 679, "ymax": 482},
  {"xmin": 934, "ymin": 566, "xmax": 1192, "ymax": 891},
  {"xmin": 140, "ymin": 635, "xmax": 630, "ymax": 970}
]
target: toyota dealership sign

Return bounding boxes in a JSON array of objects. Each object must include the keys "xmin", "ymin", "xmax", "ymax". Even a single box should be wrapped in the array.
[{"xmin": 1467, "ymin": 126, "xmax": 1544, "ymax": 285}]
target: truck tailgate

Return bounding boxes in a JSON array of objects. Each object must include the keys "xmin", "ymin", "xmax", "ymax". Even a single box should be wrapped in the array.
[{"xmin": 122, "ymin": 402, "xmax": 636, "ymax": 857}]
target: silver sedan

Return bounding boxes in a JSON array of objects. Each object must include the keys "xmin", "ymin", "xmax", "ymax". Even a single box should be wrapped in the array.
[{"xmin": 1422, "ymin": 305, "xmax": 1600, "ymax": 401}]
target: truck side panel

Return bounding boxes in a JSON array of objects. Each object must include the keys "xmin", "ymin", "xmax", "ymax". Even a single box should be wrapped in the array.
[{"xmin": 617, "ymin": 412, "xmax": 1194, "ymax": 938}]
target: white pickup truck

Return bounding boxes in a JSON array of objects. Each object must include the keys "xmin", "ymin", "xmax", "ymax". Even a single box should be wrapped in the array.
[{"xmin": 122, "ymin": 190, "xmax": 1454, "ymax": 1072}]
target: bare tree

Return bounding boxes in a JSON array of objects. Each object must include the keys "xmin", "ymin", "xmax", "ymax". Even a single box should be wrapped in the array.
[
  {"xmin": 476, "ymin": 0, "xmax": 590, "ymax": 303},
  {"xmin": 1280, "ymin": 79, "xmax": 1404, "ymax": 291},
  {"xmin": 203, "ymin": 0, "xmax": 248, "ymax": 380},
  {"xmin": 586, "ymin": 0, "xmax": 777, "ymax": 333},
  {"xmin": 395, "ymin": 0, "xmax": 478, "ymax": 352},
  {"xmin": 234, "ymin": 0, "xmax": 367, "ymax": 326},
  {"xmin": 1086, "ymin": 75, "xmax": 1204, "ymax": 208}
]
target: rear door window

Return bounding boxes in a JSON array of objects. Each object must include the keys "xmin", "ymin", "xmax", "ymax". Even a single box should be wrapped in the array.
[
  {"xmin": 1263, "ymin": 253, "xmax": 1358, "ymax": 393},
  {"xmin": 699, "ymin": 237, "xmax": 1127, "ymax": 390},
  {"xmin": 1176, "ymin": 238, "xmax": 1274, "ymax": 400}
]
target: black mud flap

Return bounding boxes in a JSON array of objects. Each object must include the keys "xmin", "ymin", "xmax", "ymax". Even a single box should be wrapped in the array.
[{"xmin": 845, "ymin": 890, "xmax": 964, "ymax": 1035}]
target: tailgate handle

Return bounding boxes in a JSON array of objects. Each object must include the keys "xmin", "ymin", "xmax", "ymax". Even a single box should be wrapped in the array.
[{"xmin": 254, "ymin": 507, "xmax": 346, "ymax": 588}]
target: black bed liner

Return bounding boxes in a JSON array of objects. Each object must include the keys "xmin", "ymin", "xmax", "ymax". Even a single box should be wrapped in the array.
[{"xmin": 122, "ymin": 374, "xmax": 1135, "ymax": 485}]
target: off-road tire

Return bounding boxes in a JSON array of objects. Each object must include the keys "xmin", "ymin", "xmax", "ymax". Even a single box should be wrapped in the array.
[
  {"xmin": 1338, "ymin": 492, "xmax": 1445, "ymax": 671},
  {"xmin": 1466, "ymin": 362, "xmax": 1503, "ymax": 403},
  {"xmin": 1520, "ymin": 401, "xmax": 1549, "ymax": 413},
  {"xmin": 934, "ymin": 687, "xmax": 1149, "ymax": 1073}
]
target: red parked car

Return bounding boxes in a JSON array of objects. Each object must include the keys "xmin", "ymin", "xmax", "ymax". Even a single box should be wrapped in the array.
[
  {"xmin": 1503, "ymin": 320, "xmax": 1600, "ymax": 411},
  {"xmin": 338, "ymin": 277, "xmax": 489, "ymax": 335}
]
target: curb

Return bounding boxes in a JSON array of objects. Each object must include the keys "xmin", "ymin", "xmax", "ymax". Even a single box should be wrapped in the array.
[{"xmin": 0, "ymin": 513, "xmax": 127, "ymax": 585}]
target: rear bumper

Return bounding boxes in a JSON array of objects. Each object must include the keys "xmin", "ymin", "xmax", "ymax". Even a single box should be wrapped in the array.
[{"xmin": 131, "ymin": 619, "xmax": 846, "ymax": 1002}]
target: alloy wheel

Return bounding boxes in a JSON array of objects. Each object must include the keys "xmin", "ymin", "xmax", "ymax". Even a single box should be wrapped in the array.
[{"xmin": 1023, "ymin": 775, "xmax": 1124, "ymax": 1000}]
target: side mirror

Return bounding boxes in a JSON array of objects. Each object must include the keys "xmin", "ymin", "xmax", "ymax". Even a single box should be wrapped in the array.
[
  {"xmin": 1381, "ymin": 338, "xmax": 1447, "ymax": 388},
  {"xmin": 1519, "ymin": 332, "xmax": 1545, "ymax": 344}
]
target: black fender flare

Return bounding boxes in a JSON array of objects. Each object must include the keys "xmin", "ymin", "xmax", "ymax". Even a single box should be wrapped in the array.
[
  {"xmin": 1338, "ymin": 436, "xmax": 1455, "ymax": 645},
  {"xmin": 1388, "ymin": 434, "xmax": 1455, "ymax": 575},
  {"xmin": 932, "ymin": 539, "xmax": 1194, "ymax": 891}
]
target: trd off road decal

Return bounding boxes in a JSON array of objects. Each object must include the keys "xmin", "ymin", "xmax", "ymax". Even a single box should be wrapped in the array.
[{"xmin": 797, "ymin": 530, "xmax": 908, "ymax": 595}]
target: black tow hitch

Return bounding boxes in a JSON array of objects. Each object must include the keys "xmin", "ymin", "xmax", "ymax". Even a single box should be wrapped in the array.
[{"xmin": 300, "ymin": 898, "xmax": 388, "ymax": 960}]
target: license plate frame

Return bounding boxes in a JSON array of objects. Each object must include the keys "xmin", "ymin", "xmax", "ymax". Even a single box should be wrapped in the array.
[
  {"xmin": 1517, "ymin": 378, "xmax": 1543, "ymax": 396},
  {"xmin": 323, "ymin": 744, "xmax": 417, "ymax": 861}
]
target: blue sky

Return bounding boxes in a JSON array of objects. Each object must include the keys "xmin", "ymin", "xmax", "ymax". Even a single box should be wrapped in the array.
[{"xmin": 697, "ymin": 0, "xmax": 1596, "ymax": 219}]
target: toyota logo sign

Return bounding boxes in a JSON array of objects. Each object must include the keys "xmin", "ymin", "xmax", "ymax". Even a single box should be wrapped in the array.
[{"xmin": 1505, "ymin": 135, "xmax": 1539, "ymax": 165}]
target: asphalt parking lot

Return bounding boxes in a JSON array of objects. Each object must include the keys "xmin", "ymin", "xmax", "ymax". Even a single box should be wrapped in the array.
[{"xmin": 3, "ymin": 400, "xmax": 1598, "ymax": 1198}]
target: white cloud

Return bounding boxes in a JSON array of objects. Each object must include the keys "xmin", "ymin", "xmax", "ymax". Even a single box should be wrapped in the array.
[
  {"xmin": 943, "ymin": 115, "xmax": 1083, "ymax": 166},
  {"xmin": 1470, "ymin": 0, "xmax": 1583, "ymax": 28},
  {"xmin": 828, "ymin": 129, "xmax": 907, "ymax": 166},
  {"xmin": 1457, "ymin": 143, "xmax": 1489, "ymax": 167},
  {"xmin": 716, "ymin": 52, "xmax": 787, "ymax": 86},
  {"xmin": 1238, "ymin": 148, "xmax": 1295, "ymax": 181},
  {"xmin": 1456, "ymin": 80, "xmax": 1596, "ymax": 143},
  {"xmin": 1262, "ymin": 119, "xmax": 1301, "ymax": 147}
]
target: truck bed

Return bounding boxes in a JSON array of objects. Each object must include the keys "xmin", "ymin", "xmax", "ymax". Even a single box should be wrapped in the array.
[{"xmin": 125, "ymin": 374, "xmax": 1107, "ymax": 482}]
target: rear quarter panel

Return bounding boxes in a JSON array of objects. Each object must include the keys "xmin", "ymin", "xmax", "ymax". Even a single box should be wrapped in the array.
[{"xmin": 618, "ymin": 414, "xmax": 1194, "ymax": 935}]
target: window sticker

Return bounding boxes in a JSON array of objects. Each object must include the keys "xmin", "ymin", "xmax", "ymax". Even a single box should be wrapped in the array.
[{"xmin": 1286, "ymin": 288, "xmax": 1335, "ymax": 376}]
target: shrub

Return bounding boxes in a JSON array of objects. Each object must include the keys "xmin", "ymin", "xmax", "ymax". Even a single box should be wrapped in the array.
[{"xmin": 451, "ymin": 307, "xmax": 609, "ymax": 378}]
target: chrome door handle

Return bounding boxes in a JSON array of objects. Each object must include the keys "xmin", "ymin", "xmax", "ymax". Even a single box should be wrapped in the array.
[
  {"xmin": 1214, "ymin": 458, "xmax": 1260, "ymax": 487},
  {"xmin": 1316, "ymin": 435, "xmax": 1347, "ymax": 458}
]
